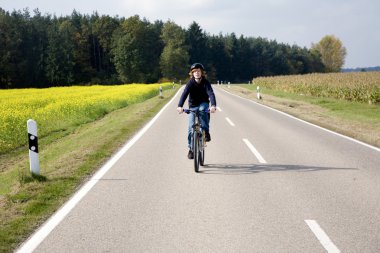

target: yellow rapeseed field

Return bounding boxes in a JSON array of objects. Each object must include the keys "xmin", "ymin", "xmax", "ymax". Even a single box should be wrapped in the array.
[
  {"xmin": 253, "ymin": 72, "xmax": 380, "ymax": 104},
  {"xmin": 0, "ymin": 83, "xmax": 172, "ymax": 154}
]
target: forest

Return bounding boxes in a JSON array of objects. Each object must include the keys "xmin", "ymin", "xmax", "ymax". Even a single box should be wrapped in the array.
[{"xmin": 0, "ymin": 8, "xmax": 326, "ymax": 88}]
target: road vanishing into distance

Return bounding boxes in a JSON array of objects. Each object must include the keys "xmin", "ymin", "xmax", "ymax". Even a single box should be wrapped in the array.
[{"xmin": 17, "ymin": 86, "xmax": 380, "ymax": 253}]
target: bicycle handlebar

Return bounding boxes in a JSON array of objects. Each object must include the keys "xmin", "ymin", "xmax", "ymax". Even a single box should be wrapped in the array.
[{"xmin": 183, "ymin": 108, "xmax": 210, "ymax": 114}]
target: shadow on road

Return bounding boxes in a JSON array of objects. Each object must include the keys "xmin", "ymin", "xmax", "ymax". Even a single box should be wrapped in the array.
[{"xmin": 199, "ymin": 163, "xmax": 357, "ymax": 175}]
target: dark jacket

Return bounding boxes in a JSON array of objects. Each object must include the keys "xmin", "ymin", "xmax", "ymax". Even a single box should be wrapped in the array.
[{"xmin": 178, "ymin": 78, "xmax": 217, "ymax": 108}]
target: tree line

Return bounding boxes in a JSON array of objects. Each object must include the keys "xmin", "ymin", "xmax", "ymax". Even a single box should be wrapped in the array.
[{"xmin": 1, "ymin": 8, "xmax": 329, "ymax": 88}]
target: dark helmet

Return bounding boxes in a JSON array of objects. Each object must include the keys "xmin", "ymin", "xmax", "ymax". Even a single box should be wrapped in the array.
[{"xmin": 190, "ymin": 63, "xmax": 205, "ymax": 71}]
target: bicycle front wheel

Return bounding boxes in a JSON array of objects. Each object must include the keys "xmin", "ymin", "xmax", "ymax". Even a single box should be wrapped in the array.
[
  {"xmin": 200, "ymin": 131, "xmax": 205, "ymax": 166},
  {"xmin": 193, "ymin": 131, "xmax": 200, "ymax": 173}
]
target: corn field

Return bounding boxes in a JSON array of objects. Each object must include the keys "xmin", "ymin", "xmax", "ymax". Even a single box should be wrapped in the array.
[
  {"xmin": 253, "ymin": 72, "xmax": 380, "ymax": 104},
  {"xmin": 0, "ymin": 83, "xmax": 171, "ymax": 154}
]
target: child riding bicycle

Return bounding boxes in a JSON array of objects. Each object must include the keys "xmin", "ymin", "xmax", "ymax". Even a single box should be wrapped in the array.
[{"xmin": 177, "ymin": 63, "xmax": 217, "ymax": 159}]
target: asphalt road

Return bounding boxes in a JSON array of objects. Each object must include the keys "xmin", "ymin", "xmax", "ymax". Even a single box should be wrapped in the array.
[{"xmin": 18, "ymin": 86, "xmax": 380, "ymax": 253}]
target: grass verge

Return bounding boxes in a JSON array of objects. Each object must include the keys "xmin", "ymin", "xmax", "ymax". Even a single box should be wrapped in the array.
[
  {"xmin": 223, "ymin": 84, "xmax": 380, "ymax": 148},
  {"xmin": 0, "ymin": 87, "xmax": 178, "ymax": 253}
]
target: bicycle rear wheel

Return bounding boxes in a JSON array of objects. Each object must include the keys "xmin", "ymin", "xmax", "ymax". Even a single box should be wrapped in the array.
[{"xmin": 193, "ymin": 131, "xmax": 200, "ymax": 172}]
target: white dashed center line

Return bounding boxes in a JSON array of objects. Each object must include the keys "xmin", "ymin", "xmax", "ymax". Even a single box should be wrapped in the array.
[
  {"xmin": 243, "ymin": 138, "xmax": 267, "ymax": 163},
  {"xmin": 225, "ymin": 117, "xmax": 235, "ymax": 126},
  {"xmin": 305, "ymin": 220, "xmax": 340, "ymax": 253}
]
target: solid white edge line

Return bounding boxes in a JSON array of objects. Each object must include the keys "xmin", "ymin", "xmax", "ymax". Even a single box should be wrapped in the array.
[
  {"xmin": 305, "ymin": 220, "xmax": 340, "ymax": 253},
  {"xmin": 225, "ymin": 117, "xmax": 235, "ymax": 126},
  {"xmin": 243, "ymin": 138, "xmax": 267, "ymax": 163},
  {"xmin": 15, "ymin": 88, "xmax": 182, "ymax": 253},
  {"xmin": 218, "ymin": 87, "xmax": 380, "ymax": 153}
]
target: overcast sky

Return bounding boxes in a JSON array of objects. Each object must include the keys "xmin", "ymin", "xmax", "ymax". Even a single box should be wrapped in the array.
[{"xmin": 2, "ymin": 0, "xmax": 379, "ymax": 68}]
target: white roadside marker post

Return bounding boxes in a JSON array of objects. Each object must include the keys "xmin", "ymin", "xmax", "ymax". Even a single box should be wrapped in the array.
[
  {"xmin": 159, "ymin": 85, "xmax": 163, "ymax": 98},
  {"xmin": 27, "ymin": 119, "xmax": 40, "ymax": 175},
  {"xmin": 257, "ymin": 86, "xmax": 262, "ymax": 99}
]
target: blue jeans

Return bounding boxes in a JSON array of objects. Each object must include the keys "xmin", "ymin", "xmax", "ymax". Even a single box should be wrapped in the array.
[{"xmin": 188, "ymin": 102, "xmax": 209, "ymax": 150}]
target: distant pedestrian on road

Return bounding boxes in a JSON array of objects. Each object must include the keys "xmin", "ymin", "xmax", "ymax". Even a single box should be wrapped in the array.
[{"xmin": 177, "ymin": 63, "xmax": 217, "ymax": 159}]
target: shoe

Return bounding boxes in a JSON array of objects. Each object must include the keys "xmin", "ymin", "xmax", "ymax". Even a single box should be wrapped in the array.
[
  {"xmin": 205, "ymin": 132, "xmax": 211, "ymax": 142},
  {"xmin": 188, "ymin": 150, "xmax": 194, "ymax": 159}
]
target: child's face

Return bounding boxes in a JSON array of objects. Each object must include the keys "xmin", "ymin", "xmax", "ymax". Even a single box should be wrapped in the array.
[{"xmin": 192, "ymin": 69, "xmax": 202, "ymax": 79}]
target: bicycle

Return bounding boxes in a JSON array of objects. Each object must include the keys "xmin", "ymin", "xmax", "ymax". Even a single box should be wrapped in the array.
[{"xmin": 184, "ymin": 108, "xmax": 209, "ymax": 173}]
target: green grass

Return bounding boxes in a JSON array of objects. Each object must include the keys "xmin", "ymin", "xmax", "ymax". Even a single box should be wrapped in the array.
[
  {"xmin": 0, "ymin": 87, "xmax": 179, "ymax": 253},
  {"xmin": 312, "ymin": 98, "xmax": 380, "ymax": 124},
  {"xmin": 229, "ymin": 84, "xmax": 380, "ymax": 147},
  {"xmin": 241, "ymin": 84, "xmax": 380, "ymax": 126}
]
